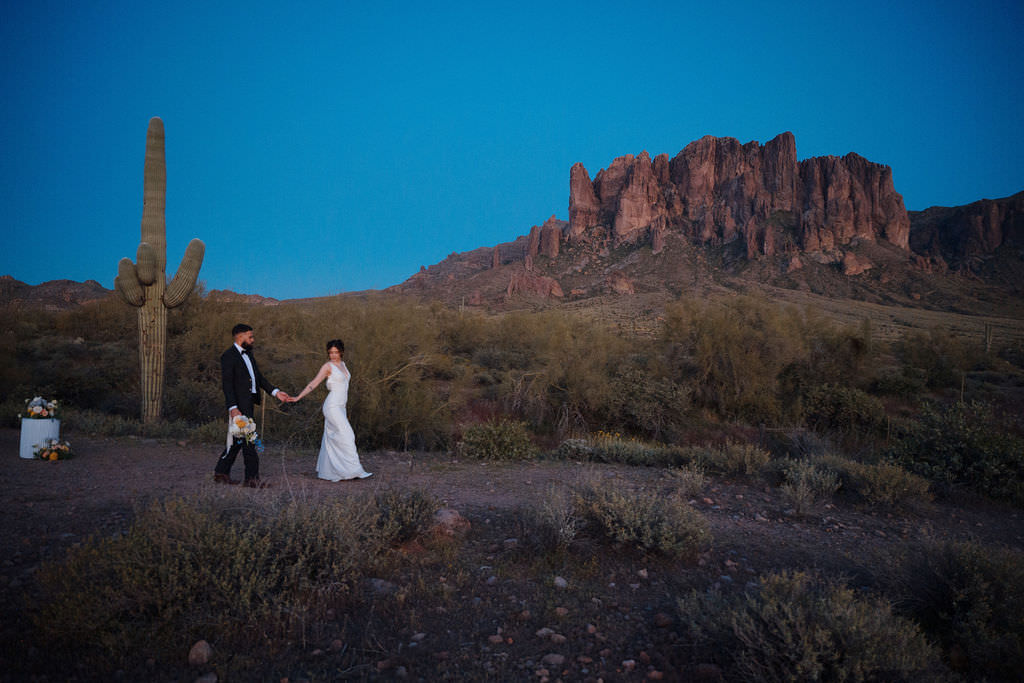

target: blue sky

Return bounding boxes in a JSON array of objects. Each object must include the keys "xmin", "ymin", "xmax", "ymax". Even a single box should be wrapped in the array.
[{"xmin": 2, "ymin": 0, "xmax": 1022, "ymax": 300}]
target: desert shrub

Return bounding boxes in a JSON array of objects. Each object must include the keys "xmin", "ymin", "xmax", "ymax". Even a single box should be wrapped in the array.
[
  {"xmin": 672, "ymin": 463, "xmax": 709, "ymax": 498},
  {"xmin": 695, "ymin": 440, "xmax": 771, "ymax": 476},
  {"xmin": 888, "ymin": 400, "xmax": 1024, "ymax": 504},
  {"xmin": 607, "ymin": 366, "xmax": 691, "ymax": 439},
  {"xmin": 555, "ymin": 437, "xmax": 593, "ymax": 460},
  {"xmin": 553, "ymin": 432, "xmax": 692, "ymax": 467},
  {"xmin": 163, "ymin": 376, "xmax": 223, "ymax": 424},
  {"xmin": 870, "ymin": 369, "xmax": 926, "ymax": 398},
  {"xmin": 818, "ymin": 454, "xmax": 933, "ymax": 508},
  {"xmin": 32, "ymin": 492, "xmax": 397, "ymax": 669},
  {"xmin": 895, "ymin": 328, "xmax": 981, "ymax": 389},
  {"xmin": 802, "ymin": 383, "xmax": 885, "ymax": 434},
  {"xmin": 59, "ymin": 406, "xmax": 223, "ymax": 441},
  {"xmin": 886, "ymin": 540, "xmax": 1024, "ymax": 679},
  {"xmin": 778, "ymin": 458, "xmax": 840, "ymax": 515},
  {"xmin": 662, "ymin": 297, "xmax": 803, "ymax": 421},
  {"xmin": 662, "ymin": 298, "xmax": 879, "ymax": 424},
  {"xmin": 517, "ymin": 485, "xmax": 581, "ymax": 553},
  {"xmin": 374, "ymin": 488, "xmax": 441, "ymax": 544},
  {"xmin": 572, "ymin": 479, "xmax": 710, "ymax": 558},
  {"xmin": 457, "ymin": 418, "xmax": 537, "ymax": 460},
  {"xmin": 679, "ymin": 571, "xmax": 943, "ymax": 681}
]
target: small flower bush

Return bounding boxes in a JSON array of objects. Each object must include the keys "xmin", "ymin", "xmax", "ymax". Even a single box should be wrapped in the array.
[
  {"xmin": 35, "ymin": 438, "xmax": 73, "ymax": 461},
  {"xmin": 23, "ymin": 396, "xmax": 58, "ymax": 419}
]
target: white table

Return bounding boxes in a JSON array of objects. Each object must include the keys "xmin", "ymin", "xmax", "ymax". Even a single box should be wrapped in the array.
[{"xmin": 19, "ymin": 418, "xmax": 60, "ymax": 459}]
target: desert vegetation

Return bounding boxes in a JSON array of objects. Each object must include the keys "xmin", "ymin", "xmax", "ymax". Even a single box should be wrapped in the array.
[{"xmin": 2, "ymin": 290, "xmax": 1023, "ymax": 679}]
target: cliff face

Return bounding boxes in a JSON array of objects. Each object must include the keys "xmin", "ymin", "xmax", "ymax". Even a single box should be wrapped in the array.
[
  {"xmin": 393, "ymin": 132, "xmax": 1021, "ymax": 306},
  {"xmin": 568, "ymin": 132, "xmax": 910, "ymax": 257},
  {"xmin": 909, "ymin": 191, "xmax": 1024, "ymax": 270}
]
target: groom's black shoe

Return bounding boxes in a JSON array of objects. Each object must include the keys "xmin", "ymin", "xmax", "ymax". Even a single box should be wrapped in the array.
[
  {"xmin": 214, "ymin": 474, "xmax": 239, "ymax": 485},
  {"xmin": 244, "ymin": 478, "xmax": 271, "ymax": 489}
]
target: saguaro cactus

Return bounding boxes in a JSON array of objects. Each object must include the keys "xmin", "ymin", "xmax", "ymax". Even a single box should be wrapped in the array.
[{"xmin": 115, "ymin": 117, "xmax": 205, "ymax": 423}]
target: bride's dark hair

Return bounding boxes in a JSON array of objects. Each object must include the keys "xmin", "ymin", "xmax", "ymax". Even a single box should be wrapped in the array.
[{"xmin": 326, "ymin": 339, "xmax": 344, "ymax": 354}]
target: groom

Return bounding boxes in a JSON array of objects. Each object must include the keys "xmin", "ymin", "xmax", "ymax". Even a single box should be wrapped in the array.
[{"xmin": 214, "ymin": 323, "xmax": 291, "ymax": 487}]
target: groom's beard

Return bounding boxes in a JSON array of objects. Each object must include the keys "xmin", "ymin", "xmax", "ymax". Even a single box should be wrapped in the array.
[{"xmin": 241, "ymin": 342, "xmax": 254, "ymax": 351}]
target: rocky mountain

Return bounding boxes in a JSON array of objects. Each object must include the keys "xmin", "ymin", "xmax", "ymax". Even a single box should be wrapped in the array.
[
  {"xmin": 567, "ymin": 132, "xmax": 909, "ymax": 257},
  {"xmin": 909, "ymin": 191, "xmax": 1024, "ymax": 270},
  {"xmin": 394, "ymin": 133, "xmax": 1023, "ymax": 313},
  {"xmin": 0, "ymin": 275, "xmax": 113, "ymax": 310}
]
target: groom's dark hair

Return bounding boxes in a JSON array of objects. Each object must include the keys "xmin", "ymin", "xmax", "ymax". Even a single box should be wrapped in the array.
[{"xmin": 232, "ymin": 323, "xmax": 253, "ymax": 336}]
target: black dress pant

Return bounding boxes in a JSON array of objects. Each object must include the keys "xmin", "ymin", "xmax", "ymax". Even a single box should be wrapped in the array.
[{"xmin": 214, "ymin": 396, "xmax": 260, "ymax": 481}]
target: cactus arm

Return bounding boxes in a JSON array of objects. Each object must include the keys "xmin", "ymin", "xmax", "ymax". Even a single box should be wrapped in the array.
[
  {"xmin": 136, "ymin": 242, "xmax": 157, "ymax": 285},
  {"xmin": 114, "ymin": 258, "xmax": 145, "ymax": 306},
  {"xmin": 164, "ymin": 239, "xmax": 206, "ymax": 308}
]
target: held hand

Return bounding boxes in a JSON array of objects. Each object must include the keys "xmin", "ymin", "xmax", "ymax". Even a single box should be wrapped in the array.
[
  {"xmin": 276, "ymin": 391, "xmax": 291, "ymax": 402},
  {"xmin": 229, "ymin": 408, "xmax": 241, "ymax": 418}
]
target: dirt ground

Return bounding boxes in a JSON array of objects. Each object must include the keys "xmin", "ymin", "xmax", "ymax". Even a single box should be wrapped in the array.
[{"xmin": 2, "ymin": 427, "xmax": 1023, "ymax": 679}]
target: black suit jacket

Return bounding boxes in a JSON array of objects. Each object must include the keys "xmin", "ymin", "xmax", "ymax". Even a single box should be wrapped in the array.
[{"xmin": 221, "ymin": 346, "xmax": 276, "ymax": 417}]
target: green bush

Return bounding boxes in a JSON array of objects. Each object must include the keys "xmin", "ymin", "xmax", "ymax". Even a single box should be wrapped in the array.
[
  {"xmin": 679, "ymin": 571, "xmax": 944, "ymax": 681},
  {"xmin": 573, "ymin": 479, "xmax": 710, "ymax": 558},
  {"xmin": 888, "ymin": 400, "xmax": 1024, "ymax": 504},
  {"xmin": 457, "ymin": 418, "xmax": 537, "ymax": 460},
  {"xmin": 886, "ymin": 540, "xmax": 1024, "ymax": 679},
  {"xmin": 802, "ymin": 383, "xmax": 885, "ymax": 434}
]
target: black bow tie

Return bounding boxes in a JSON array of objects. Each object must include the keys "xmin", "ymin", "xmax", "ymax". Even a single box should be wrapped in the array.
[{"xmin": 240, "ymin": 349, "xmax": 249, "ymax": 356}]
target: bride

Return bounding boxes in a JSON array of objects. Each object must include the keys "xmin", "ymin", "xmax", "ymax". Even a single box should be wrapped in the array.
[{"xmin": 290, "ymin": 339, "xmax": 372, "ymax": 481}]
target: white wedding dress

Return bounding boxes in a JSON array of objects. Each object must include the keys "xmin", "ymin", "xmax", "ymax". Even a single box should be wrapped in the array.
[{"xmin": 316, "ymin": 362, "xmax": 372, "ymax": 481}]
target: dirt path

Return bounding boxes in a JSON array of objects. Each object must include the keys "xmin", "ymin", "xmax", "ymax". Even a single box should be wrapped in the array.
[
  {"xmin": 3, "ymin": 427, "xmax": 1022, "ymax": 589},
  {"xmin": 3, "ymin": 428, "xmax": 1024, "ymax": 679}
]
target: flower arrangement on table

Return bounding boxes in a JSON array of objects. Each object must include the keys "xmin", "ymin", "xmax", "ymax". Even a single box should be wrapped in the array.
[
  {"xmin": 24, "ymin": 396, "xmax": 58, "ymax": 419},
  {"xmin": 230, "ymin": 415, "xmax": 259, "ymax": 444},
  {"xmin": 35, "ymin": 438, "xmax": 74, "ymax": 461}
]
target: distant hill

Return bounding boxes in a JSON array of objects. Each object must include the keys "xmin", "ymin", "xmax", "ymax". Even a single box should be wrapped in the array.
[
  {"xmin": 0, "ymin": 276, "xmax": 282, "ymax": 310},
  {"xmin": 0, "ymin": 275, "xmax": 113, "ymax": 310}
]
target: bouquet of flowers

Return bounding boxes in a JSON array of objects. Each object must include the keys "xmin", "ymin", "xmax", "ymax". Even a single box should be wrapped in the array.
[
  {"xmin": 230, "ymin": 414, "xmax": 259, "ymax": 444},
  {"xmin": 35, "ymin": 438, "xmax": 73, "ymax": 461},
  {"xmin": 24, "ymin": 396, "xmax": 58, "ymax": 419}
]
